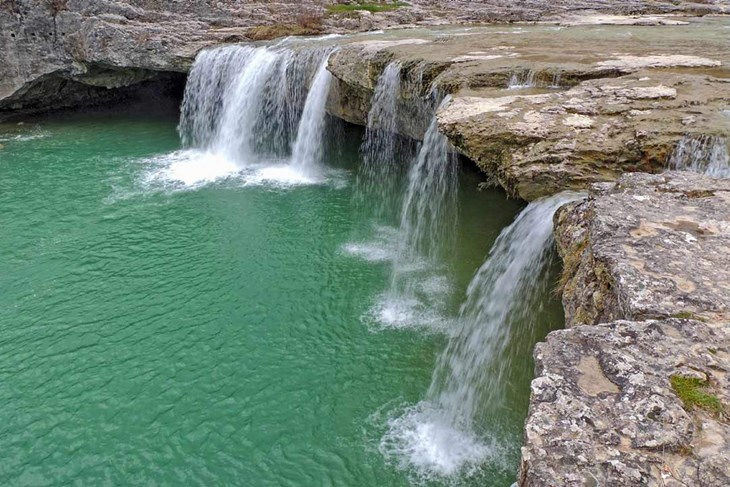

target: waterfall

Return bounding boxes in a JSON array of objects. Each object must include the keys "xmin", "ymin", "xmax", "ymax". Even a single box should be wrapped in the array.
[
  {"xmin": 291, "ymin": 54, "xmax": 336, "ymax": 176},
  {"xmin": 396, "ymin": 102, "xmax": 458, "ymax": 266},
  {"xmin": 549, "ymin": 71, "xmax": 562, "ymax": 89},
  {"xmin": 177, "ymin": 44, "xmax": 335, "ymax": 178},
  {"xmin": 507, "ymin": 70, "xmax": 536, "ymax": 89},
  {"xmin": 356, "ymin": 62, "xmax": 405, "ymax": 219},
  {"xmin": 366, "ymin": 97, "xmax": 459, "ymax": 329},
  {"xmin": 380, "ymin": 192, "xmax": 584, "ymax": 479},
  {"xmin": 347, "ymin": 67, "xmax": 458, "ymax": 330},
  {"xmin": 668, "ymin": 135, "xmax": 730, "ymax": 178}
]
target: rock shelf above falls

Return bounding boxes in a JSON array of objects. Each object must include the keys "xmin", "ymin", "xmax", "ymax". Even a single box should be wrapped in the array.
[{"xmin": 323, "ymin": 18, "xmax": 730, "ymax": 200}]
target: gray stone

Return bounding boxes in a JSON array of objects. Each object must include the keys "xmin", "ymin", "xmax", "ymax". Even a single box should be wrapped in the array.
[
  {"xmin": 2, "ymin": 1, "xmax": 728, "ymax": 115},
  {"xmin": 555, "ymin": 171, "xmax": 730, "ymax": 327},
  {"xmin": 520, "ymin": 318, "xmax": 730, "ymax": 486}
]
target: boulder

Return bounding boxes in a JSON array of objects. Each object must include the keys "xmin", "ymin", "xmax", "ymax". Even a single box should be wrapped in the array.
[
  {"xmin": 555, "ymin": 171, "xmax": 730, "ymax": 327},
  {"xmin": 520, "ymin": 318, "xmax": 730, "ymax": 486}
]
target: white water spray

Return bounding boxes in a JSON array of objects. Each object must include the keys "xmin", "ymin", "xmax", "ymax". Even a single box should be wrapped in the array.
[
  {"xmin": 668, "ymin": 135, "xmax": 730, "ymax": 178},
  {"xmin": 367, "ymin": 97, "xmax": 459, "ymax": 330},
  {"xmin": 177, "ymin": 44, "xmax": 335, "ymax": 183},
  {"xmin": 380, "ymin": 192, "xmax": 584, "ymax": 479}
]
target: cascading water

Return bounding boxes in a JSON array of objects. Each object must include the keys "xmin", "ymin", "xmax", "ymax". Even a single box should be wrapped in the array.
[
  {"xmin": 175, "ymin": 44, "xmax": 335, "ymax": 185},
  {"xmin": 366, "ymin": 97, "xmax": 459, "ymax": 329},
  {"xmin": 291, "ymin": 54, "xmax": 336, "ymax": 177},
  {"xmin": 395, "ymin": 102, "xmax": 458, "ymax": 266},
  {"xmin": 667, "ymin": 135, "xmax": 730, "ymax": 178},
  {"xmin": 549, "ymin": 71, "xmax": 562, "ymax": 89},
  {"xmin": 507, "ymin": 70, "xmax": 536, "ymax": 89},
  {"xmin": 346, "ymin": 66, "xmax": 458, "ymax": 330},
  {"xmin": 356, "ymin": 62, "xmax": 405, "ymax": 219},
  {"xmin": 380, "ymin": 192, "xmax": 584, "ymax": 480}
]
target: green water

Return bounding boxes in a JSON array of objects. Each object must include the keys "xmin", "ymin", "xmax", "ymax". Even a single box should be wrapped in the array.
[{"xmin": 0, "ymin": 111, "xmax": 563, "ymax": 486}]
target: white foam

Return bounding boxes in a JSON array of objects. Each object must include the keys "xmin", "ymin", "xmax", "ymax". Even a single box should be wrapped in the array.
[
  {"xmin": 379, "ymin": 402, "xmax": 500, "ymax": 482},
  {"xmin": 244, "ymin": 164, "xmax": 318, "ymax": 187},
  {"xmin": 342, "ymin": 242, "xmax": 395, "ymax": 262},
  {"xmin": 135, "ymin": 149, "xmax": 347, "ymax": 193},
  {"xmin": 0, "ymin": 131, "xmax": 48, "ymax": 143},
  {"xmin": 155, "ymin": 150, "xmax": 239, "ymax": 186},
  {"xmin": 341, "ymin": 225, "xmax": 401, "ymax": 263},
  {"xmin": 362, "ymin": 290, "xmax": 451, "ymax": 332}
]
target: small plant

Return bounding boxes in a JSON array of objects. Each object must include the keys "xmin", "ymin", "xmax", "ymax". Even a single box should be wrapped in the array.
[
  {"xmin": 327, "ymin": 1, "xmax": 408, "ymax": 14},
  {"xmin": 670, "ymin": 375, "xmax": 726, "ymax": 418},
  {"xmin": 670, "ymin": 311, "xmax": 706, "ymax": 322}
]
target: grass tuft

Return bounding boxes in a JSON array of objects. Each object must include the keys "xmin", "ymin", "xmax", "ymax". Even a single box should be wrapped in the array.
[
  {"xmin": 670, "ymin": 375, "xmax": 725, "ymax": 417},
  {"xmin": 670, "ymin": 311, "xmax": 706, "ymax": 322}
]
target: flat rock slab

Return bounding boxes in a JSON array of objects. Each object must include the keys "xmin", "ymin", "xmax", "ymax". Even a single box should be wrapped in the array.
[
  {"xmin": 326, "ymin": 19, "xmax": 729, "ymax": 198},
  {"xmin": 520, "ymin": 318, "xmax": 730, "ymax": 486},
  {"xmin": 438, "ymin": 74, "xmax": 730, "ymax": 200},
  {"xmin": 555, "ymin": 171, "xmax": 730, "ymax": 326}
]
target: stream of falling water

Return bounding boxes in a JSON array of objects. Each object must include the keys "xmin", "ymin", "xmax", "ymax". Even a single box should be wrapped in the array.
[
  {"xmin": 176, "ymin": 44, "xmax": 335, "ymax": 185},
  {"xmin": 356, "ymin": 62, "xmax": 406, "ymax": 219},
  {"xmin": 345, "ymin": 63, "xmax": 459, "ymax": 331},
  {"xmin": 373, "ymin": 101, "xmax": 458, "ymax": 328},
  {"xmin": 291, "ymin": 54, "xmax": 336, "ymax": 178},
  {"xmin": 668, "ymin": 134, "xmax": 730, "ymax": 178},
  {"xmin": 361, "ymin": 97, "xmax": 459, "ymax": 331},
  {"xmin": 507, "ymin": 70, "xmax": 536, "ymax": 89},
  {"xmin": 379, "ymin": 192, "xmax": 584, "ymax": 481}
]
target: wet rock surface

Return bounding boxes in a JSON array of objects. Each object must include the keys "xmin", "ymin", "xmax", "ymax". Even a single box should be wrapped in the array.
[
  {"xmin": 555, "ymin": 171, "xmax": 730, "ymax": 326},
  {"xmin": 520, "ymin": 318, "xmax": 730, "ymax": 487}
]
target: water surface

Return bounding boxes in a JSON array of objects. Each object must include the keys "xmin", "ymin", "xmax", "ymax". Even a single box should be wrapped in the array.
[{"xmin": 0, "ymin": 111, "xmax": 562, "ymax": 485}]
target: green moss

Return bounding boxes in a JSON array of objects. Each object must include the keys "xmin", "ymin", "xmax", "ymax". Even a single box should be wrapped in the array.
[
  {"xmin": 670, "ymin": 375, "xmax": 725, "ymax": 417},
  {"xmin": 670, "ymin": 311, "xmax": 706, "ymax": 322},
  {"xmin": 327, "ymin": 2, "xmax": 407, "ymax": 14}
]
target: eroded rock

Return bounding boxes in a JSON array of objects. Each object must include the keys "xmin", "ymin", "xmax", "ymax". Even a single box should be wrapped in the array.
[
  {"xmin": 438, "ymin": 74, "xmax": 730, "ymax": 199},
  {"xmin": 324, "ymin": 19, "xmax": 729, "ymax": 197},
  {"xmin": 555, "ymin": 171, "xmax": 730, "ymax": 326},
  {"xmin": 520, "ymin": 318, "xmax": 730, "ymax": 486}
]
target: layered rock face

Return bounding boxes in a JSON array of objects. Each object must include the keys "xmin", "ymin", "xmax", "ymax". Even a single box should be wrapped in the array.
[
  {"xmin": 555, "ymin": 171, "xmax": 730, "ymax": 326},
  {"xmin": 325, "ymin": 18, "xmax": 729, "ymax": 199},
  {"xmin": 520, "ymin": 171, "xmax": 730, "ymax": 486},
  {"xmin": 2, "ymin": 0, "xmax": 728, "ymax": 116}
]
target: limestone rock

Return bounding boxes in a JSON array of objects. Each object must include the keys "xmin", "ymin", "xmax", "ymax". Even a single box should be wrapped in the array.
[
  {"xmin": 438, "ymin": 74, "xmax": 730, "ymax": 200},
  {"xmin": 555, "ymin": 171, "xmax": 730, "ymax": 327},
  {"xmin": 324, "ymin": 19, "xmax": 729, "ymax": 196},
  {"xmin": 520, "ymin": 318, "xmax": 730, "ymax": 486},
  {"xmin": 3, "ymin": 0, "xmax": 728, "ymax": 115}
]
